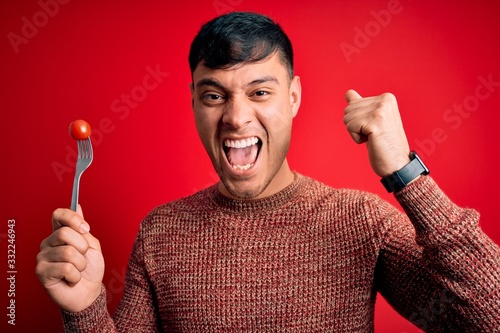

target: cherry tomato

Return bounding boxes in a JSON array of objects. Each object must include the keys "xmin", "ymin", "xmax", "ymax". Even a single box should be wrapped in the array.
[{"xmin": 69, "ymin": 119, "xmax": 92, "ymax": 140}]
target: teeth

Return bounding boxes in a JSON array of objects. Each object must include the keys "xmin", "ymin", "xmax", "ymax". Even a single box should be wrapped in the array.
[
  {"xmin": 224, "ymin": 137, "xmax": 259, "ymax": 148},
  {"xmin": 224, "ymin": 137, "xmax": 260, "ymax": 171},
  {"xmin": 232, "ymin": 163, "xmax": 254, "ymax": 170}
]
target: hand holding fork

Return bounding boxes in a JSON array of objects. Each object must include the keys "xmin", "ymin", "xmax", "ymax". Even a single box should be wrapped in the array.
[{"xmin": 36, "ymin": 121, "xmax": 103, "ymax": 313}]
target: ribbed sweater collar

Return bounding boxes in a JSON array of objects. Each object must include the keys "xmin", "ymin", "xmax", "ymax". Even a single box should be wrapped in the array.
[{"xmin": 209, "ymin": 172, "xmax": 306, "ymax": 215}]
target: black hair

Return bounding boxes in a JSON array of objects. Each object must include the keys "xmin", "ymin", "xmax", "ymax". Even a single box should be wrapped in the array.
[{"xmin": 188, "ymin": 12, "xmax": 294, "ymax": 79}]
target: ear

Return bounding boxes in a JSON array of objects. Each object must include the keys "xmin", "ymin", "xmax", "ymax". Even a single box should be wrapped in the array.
[{"xmin": 289, "ymin": 76, "xmax": 301, "ymax": 118}]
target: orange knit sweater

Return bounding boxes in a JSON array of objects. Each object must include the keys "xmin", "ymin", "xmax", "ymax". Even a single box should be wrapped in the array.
[{"xmin": 62, "ymin": 174, "xmax": 500, "ymax": 332}]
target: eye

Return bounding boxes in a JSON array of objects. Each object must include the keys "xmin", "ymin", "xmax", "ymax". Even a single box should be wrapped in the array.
[
  {"xmin": 250, "ymin": 90, "xmax": 272, "ymax": 101},
  {"xmin": 203, "ymin": 94, "xmax": 221, "ymax": 100},
  {"xmin": 201, "ymin": 93, "xmax": 226, "ymax": 105}
]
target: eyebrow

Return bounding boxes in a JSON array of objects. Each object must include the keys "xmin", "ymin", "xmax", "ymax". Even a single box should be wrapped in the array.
[
  {"xmin": 195, "ymin": 78, "xmax": 224, "ymax": 90},
  {"xmin": 195, "ymin": 75, "xmax": 279, "ymax": 90},
  {"xmin": 246, "ymin": 76, "xmax": 279, "ymax": 87}
]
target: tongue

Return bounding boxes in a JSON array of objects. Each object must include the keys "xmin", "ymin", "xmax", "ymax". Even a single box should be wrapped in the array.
[{"xmin": 227, "ymin": 145, "xmax": 258, "ymax": 166}]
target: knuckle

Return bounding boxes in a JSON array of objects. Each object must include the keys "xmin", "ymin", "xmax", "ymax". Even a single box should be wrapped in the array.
[
  {"xmin": 53, "ymin": 208, "xmax": 83, "ymax": 230},
  {"xmin": 372, "ymin": 105, "xmax": 387, "ymax": 120},
  {"xmin": 53, "ymin": 207, "xmax": 64, "ymax": 217},
  {"xmin": 78, "ymin": 258, "xmax": 88, "ymax": 272},
  {"xmin": 61, "ymin": 245, "xmax": 77, "ymax": 259},
  {"xmin": 35, "ymin": 261, "xmax": 46, "ymax": 278},
  {"xmin": 39, "ymin": 237, "xmax": 49, "ymax": 251},
  {"xmin": 371, "ymin": 108, "xmax": 386, "ymax": 122},
  {"xmin": 61, "ymin": 262, "xmax": 75, "ymax": 276},
  {"xmin": 52, "ymin": 208, "xmax": 67, "ymax": 223},
  {"xmin": 381, "ymin": 92, "xmax": 396, "ymax": 102},
  {"xmin": 343, "ymin": 115, "xmax": 349, "ymax": 125},
  {"xmin": 68, "ymin": 213, "xmax": 82, "ymax": 228},
  {"xmin": 345, "ymin": 122, "xmax": 356, "ymax": 132},
  {"xmin": 55, "ymin": 226, "xmax": 70, "ymax": 242},
  {"xmin": 36, "ymin": 251, "xmax": 46, "ymax": 264},
  {"xmin": 375, "ymin": 93, "xmax": 396, "ymax": 110}
]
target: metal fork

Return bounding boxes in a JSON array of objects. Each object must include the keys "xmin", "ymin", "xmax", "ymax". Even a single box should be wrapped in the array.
[{"xmin": 70, "ymin": 138, "xmax": 93, "ymax": 211}]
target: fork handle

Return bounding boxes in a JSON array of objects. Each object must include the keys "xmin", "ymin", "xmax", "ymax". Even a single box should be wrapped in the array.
[{"xmin": 70, "ymin": 173, "xmax": 81, "ymax": 211}]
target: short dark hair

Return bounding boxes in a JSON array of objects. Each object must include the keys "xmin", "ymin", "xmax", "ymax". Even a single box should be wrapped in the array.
[{"xmin": 188, "ymin": 12, "xmax": 294, "ymax": 79}]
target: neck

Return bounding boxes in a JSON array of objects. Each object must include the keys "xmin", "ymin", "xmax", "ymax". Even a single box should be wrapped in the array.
[{"xmin": 258, "ymin": 159, "xmax": 295, "ymax": 199}]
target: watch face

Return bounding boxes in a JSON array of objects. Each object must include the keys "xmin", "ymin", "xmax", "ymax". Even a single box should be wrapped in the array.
[
  {"xmin": 382, "ymin": 151, "xmax": 430, "ymax": 193},
  {"xmin": 411, "ymin": 151, "xmax": 430, "ymax": 175}
]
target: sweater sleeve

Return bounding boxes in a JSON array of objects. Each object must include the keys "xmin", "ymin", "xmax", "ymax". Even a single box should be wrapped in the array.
[
  {"xmin": 61, "ymin": 285, "xmax": 116, "ymax": 332},
  {"xmin": 61, "ymin": 220, "xmax": 161, "ymax": 332},
  {"xmin": 375, "ymin": 175, "xmax": 500, "ymax": 332}
]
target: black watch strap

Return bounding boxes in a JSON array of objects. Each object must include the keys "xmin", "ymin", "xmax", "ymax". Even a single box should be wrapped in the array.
[{"xmin": 381, "ymin": 151, "xmax": 429, "ymax": 193}]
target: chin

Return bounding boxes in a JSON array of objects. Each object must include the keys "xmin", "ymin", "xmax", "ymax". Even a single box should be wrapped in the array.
[{"xmin": 222, "ymin": 178, "xmax": 268, "ymax": 200}]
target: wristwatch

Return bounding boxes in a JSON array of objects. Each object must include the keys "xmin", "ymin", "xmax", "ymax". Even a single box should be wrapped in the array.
[{"xmin": 381, "ymin": 151, "xmax": 429, "ymax": 193}]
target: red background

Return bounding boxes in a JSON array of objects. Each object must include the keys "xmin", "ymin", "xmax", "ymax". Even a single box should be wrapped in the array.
[{"xmin": 2, "ymin": 0, "xmax": 500, "ymax": 332}]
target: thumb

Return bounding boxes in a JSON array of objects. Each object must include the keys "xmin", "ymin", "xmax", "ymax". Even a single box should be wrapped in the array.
[
  {"xmin": 345, "ymin": 89, "xmax": 362, "ymax": 103},
  {"xmin": 76, "ymin": 204, "xmax": 91, "ymax": 234}
]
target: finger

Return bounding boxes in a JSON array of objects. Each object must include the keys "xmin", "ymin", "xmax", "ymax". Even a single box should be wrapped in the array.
[
  {"xmin": 40, "ymin": 226, "xmax": 90, "ymax": 254},
  {"xmin": 343, "ymin": 102, "xmax": 375, "ymax": 122},
  {"xmin": 344, "ymin": 95, "xmax": 377, "ymax": 115},
  {"xmin": 344, "ymin": 116, "xmax": 371, "ymax": 144},
  {"xmin": 36, "ymin": 260, "xmax": 82, "ymax": 286},
  {"xmin": 343, "ymin": 96, "xmax": 378, "ymax": 138},
  {"xmin": 82, "ymin": 231, "xmax": 101, "ymax": 252},
  {"xmin": 347, "ymin": 128, "xmax": 369, "ymax": 144},
  {"xmin": 52, "ymin": 208, "xmax": 90, "ymax": 234},
  {"xmin": 345, "ymin": 89, "xmax": 362, "ymax": 103},
  {"xmin": 37, "ymin": 245, "xmax": 88, "ymax": 272}
]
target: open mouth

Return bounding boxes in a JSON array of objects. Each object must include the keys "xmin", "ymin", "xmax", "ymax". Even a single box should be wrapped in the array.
[{"xmin": 223, "ymin": 136, "xmax": 262, "ymax": 171}]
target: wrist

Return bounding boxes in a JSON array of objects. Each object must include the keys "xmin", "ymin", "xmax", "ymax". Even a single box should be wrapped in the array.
[
  {"xmin": 381, "ymin": 157, "xmax": 411, "ymax": 177},
  {"xmin": 381, "ymin": 151, "xmax": 429, "ymax": 193}
]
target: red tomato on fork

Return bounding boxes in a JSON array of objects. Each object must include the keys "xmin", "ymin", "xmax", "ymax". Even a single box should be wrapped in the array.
[{"xmin": 69, "ymin": 119, "xmax": 92, "ymax": 140}]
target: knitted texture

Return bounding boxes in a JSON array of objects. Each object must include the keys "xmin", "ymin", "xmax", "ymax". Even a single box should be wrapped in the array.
[{"xmin": 62, "ymin": 174, "xmax": 500, "ymax": 332}]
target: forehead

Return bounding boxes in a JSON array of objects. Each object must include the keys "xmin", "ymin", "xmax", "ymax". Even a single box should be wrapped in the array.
[{"xmin": 192, "ymin": 52, "xmax": 289, "ymax": 88}]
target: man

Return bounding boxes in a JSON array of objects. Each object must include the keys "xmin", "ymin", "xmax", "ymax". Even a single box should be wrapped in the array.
[{"xmin": 36, "ymin": 11, "xmax": 500, "ymax": 332}]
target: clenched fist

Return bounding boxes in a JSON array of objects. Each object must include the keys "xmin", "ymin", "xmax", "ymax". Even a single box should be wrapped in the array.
[{"xmin": 343, "ymin": 89, "xmax": 411, "ymax": 177}]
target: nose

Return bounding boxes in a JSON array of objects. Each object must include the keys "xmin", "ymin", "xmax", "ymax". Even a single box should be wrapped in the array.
[{"xmin": 222, "ymin": 96, "xmax": 253, "ymax": 130}]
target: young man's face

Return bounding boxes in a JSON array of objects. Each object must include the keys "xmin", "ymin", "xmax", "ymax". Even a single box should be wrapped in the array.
[{"xmin": 191, "ymin": 52, "xmax": 301, "ymax": 199}]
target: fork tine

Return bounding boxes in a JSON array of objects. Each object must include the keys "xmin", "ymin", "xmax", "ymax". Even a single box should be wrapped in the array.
[
  {"xmin": 87, "ymin": 138, "xmax": 93, "ymax": 159},
  {"xmin": 81, "ymin": 140, "xmax": 87, "ymax": 158},
  {"xmin": 77, "ymin": 138, "xmax": 92, "ymax": 159},
  {"xmin": 77, "ymin": 141, "xmax": 82, "ymax": 159}
]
